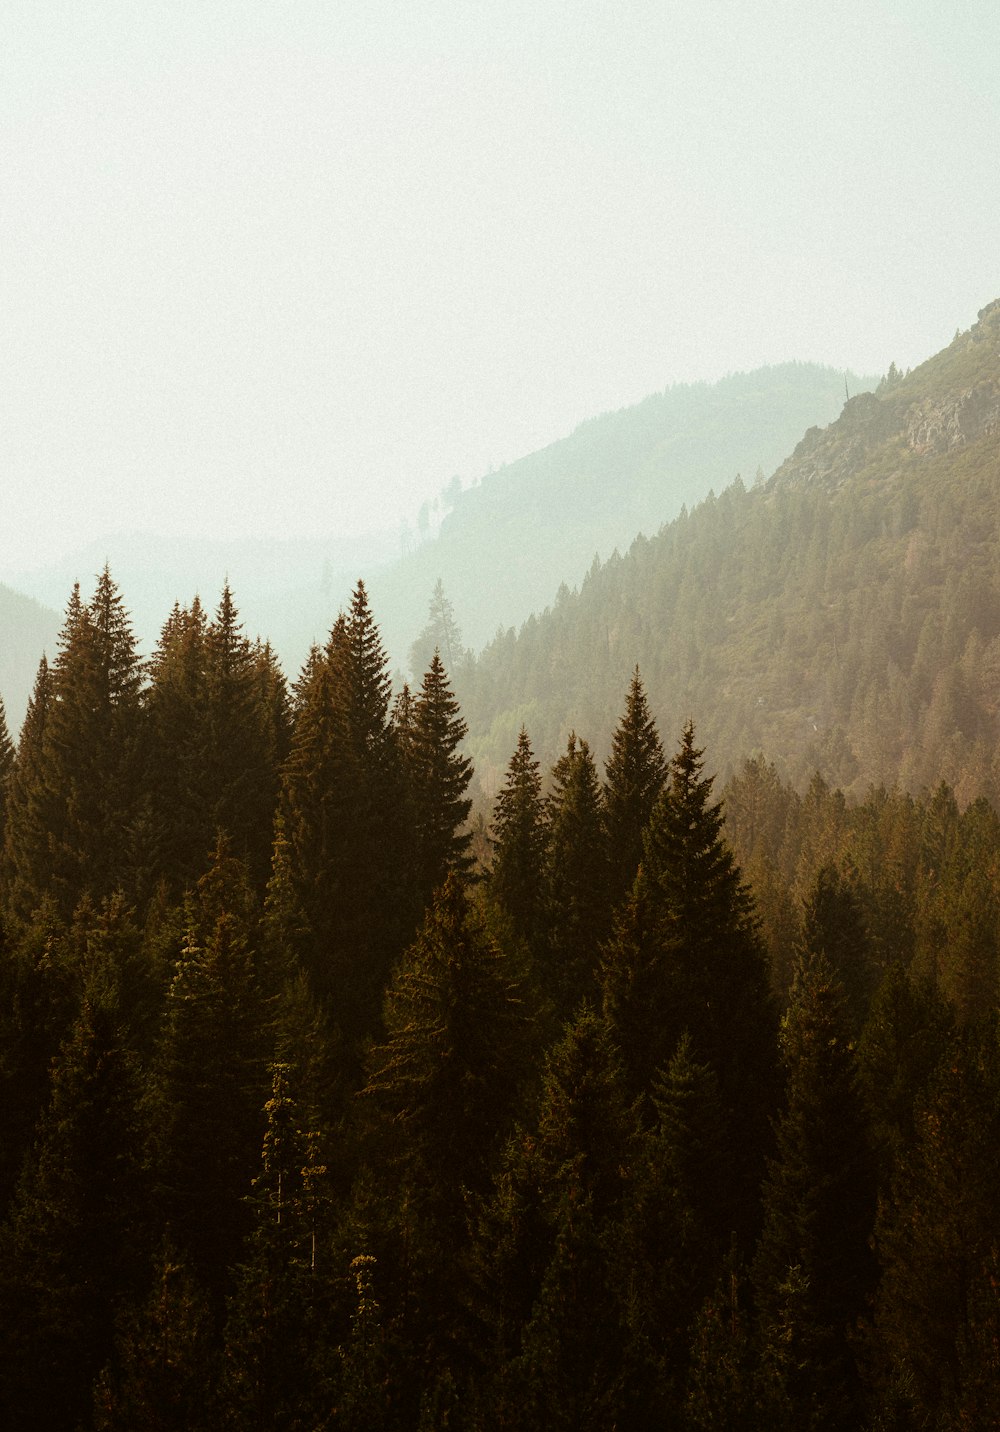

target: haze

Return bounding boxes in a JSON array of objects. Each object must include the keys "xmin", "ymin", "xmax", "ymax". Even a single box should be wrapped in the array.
[{"xmin": 3, "ymin": 0, "xmax": 998, "ymax": 573}]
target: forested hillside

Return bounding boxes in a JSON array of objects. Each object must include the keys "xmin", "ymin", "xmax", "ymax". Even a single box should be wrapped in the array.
[
  {"xmin": 0, "ymin": 568, "xmax": 998, "ymax": 1429},
  {"xmin": 459, "ymin": 301, "xmax": 1000, "ymax": 807},
  {"xmin": 366, "ymin": 361, "xmax": 875, "ymax": 670}
]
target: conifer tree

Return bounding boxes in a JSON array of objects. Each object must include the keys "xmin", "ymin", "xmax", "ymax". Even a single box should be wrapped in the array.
[
  {"xmin": 799, "ymin": 862, "xmax": 872, "ymax": 1033},
  {"xmin": 872, "ymin": 1021, "xmax": 1000, "ymax": 1421},
  {"xmin": 361, "ymin": 873, "xmax": 528, "ymax": 1221},
  {"xmin": 92, "ymin": 1240, "xmax": 219, "ymax": 1432},
  {"xmin": 0, "ymin": 695, "xmax": 13, "ymax": 855},
  {"xmin": 636, "ymin": 722, "xmax": 776, "ymax": 1236},
  {"xmin": 143, "ymin": 598, "xmax": 211, "ymax": 898},
  {"xmin": 0, "ymin": 655, "xmax": 53, "ymax": 921},
  {"xmin": 483, "ymin": 1007, "xmax": 643, "ymax": 1429},
  {"xmin": 18, "ymin": 570, "xmax": 145, "ymax": 917},
  {"xmin": 149, "ymin": 840, "xmax": 270, "ymax": 1295},
  {"xmin": 752, "ymin": 951, "xmax": 876, "ymax": 1431},
  {"xmin": 279, "ymin": 583, "xmax": 410, "ymax": 1049},
  {"xmin": 357, "ymin": 874, "xmax": 529, "ymax": 1382},
  {"xmin": 409, "ymin": 577, "xmax": 467, "ymax": 680},
  {"xmin": 489, "ymin": 726, "xmax": 547, "ymax": 951},
  {"xmin": 603, "ymin": 667, "xmax": 666, "ymax": 907},
  {"xmin": 0, "ymin": 955, "xmax": 149, "ymax": 1431},
  {"xmin": 543, "ymin": 733, "xmax": 610, "ymax": 1018},
  {"xmin": 222, "ymin": 1064, "xmax": 333, "ymax": 1430},
  {"xmin": 408, "ymin": 650, "xmax": 473, "ymax": 907}
]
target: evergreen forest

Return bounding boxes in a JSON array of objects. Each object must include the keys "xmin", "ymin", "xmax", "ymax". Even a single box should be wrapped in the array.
[{"xmin": 1, "ymin": 560, "xmax": 999, "ymax": 1431}]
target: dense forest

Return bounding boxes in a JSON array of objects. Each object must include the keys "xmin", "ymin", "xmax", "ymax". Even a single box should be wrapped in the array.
[
  {"xmin": 455, "ymin": 301, "xmax": 1000, "ymax": 809},
  {"xmin": 0, "ymin": 568, "xmax": 998, "ymax": 1430}
]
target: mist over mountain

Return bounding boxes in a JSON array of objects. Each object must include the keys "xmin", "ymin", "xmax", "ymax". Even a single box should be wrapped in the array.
[
  {"xmin": 458, "ymin": 301, "xmax": 1000, "ymax": 808},
  {"xmin": 363, "ymin": 361, "xmax": 875, "ymax": 673},
  {"xmin": 2, "ymin": 361, "xmax": 872, "ymax": 711}
]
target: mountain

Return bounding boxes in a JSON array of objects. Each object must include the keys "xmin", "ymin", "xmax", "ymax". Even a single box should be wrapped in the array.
[
  {"xmin": 364, "ymin": 362, "xmax": 876, "ymax": 675},
  {"xmin": 2, "ymin": 529, "xmax": 400, "ymax": 670},
  {"xmin": 0, "ymin": 584, "xmax": 61, "ymax": 734},
  {"xmin": 457, "ymin": 301, "xmax": 1000, "ymax": 808}
]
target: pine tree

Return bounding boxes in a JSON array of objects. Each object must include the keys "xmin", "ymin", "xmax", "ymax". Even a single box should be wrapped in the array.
[
  {"xmin": 752, "ymin": 951, "xmax": 876, "ymax": 1431},
  {"xmin": 408, "ymin": 651, "xmax": 474, "ymax": 907},
  {"xmin": 489, "ymin": 726, "xmax": 547, "ymax": 952},
  {"xmin": 603, "ymin": 667, "xmax": 666, "ymax": 908}
]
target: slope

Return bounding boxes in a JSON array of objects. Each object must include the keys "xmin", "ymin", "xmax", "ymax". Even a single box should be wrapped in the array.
[
  {"xmin": 458, "ymin": 302, "xmax": 1000, "ymax": 807},
  {"xmin": 364, "ymin": 362, "xmax": 876, "ymax": 674}
]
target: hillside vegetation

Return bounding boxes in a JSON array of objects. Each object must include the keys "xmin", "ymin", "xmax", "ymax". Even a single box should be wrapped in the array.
[
  {"xmin": 458, "ymin": 302, "xmax": 1000, "ymax": 807},
  {"xmin": 367, "ymin": 361, "xmax": 875, "ymax": 670}
]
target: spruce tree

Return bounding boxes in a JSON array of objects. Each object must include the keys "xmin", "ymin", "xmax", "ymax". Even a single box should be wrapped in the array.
[
  {"xmin": 603, "ymin": 666, "xmax": 666, "ymax": 908},
  {"xmin": 149, "ymin": 840, "xmax": 270, "ymax": 1296},
  {"xmin": 799, "ymin": 862, "xmax": 872, "ymax": 1034},
  {"xmin": 221, "ymin": 1064, "xmax": 333, "ymax": 1430},
  {"xmin": 636, "ymin": 721, "xmax": 776, "ymax": 1238},
  {"xmin": 92, "ymin": 1240, "xmax": 219, "ymax": 1432},
  {"xmin": 0, "ymin": 655, "xmax": 53, "ymax": 921},
  {"xmin": 279, "ymin": 584, "xmax": 410, "ymax": 1050},
  {"xmin": 0, "ymin": 955, "xmax": 149, "ymax": 1431},
  {"xmin": 408, "ymin": 650, "xmax": 473, "ymax": 907},
  {"xmin": 543, "ymin": 733, "xmax": 610, "ymax": 1019},
  {"xmin": 143, "ymin": 598, "xmax": 211, "ymax": 899},
  {"xmin": 872, "ymin": 1021, "xmax": 1000, "ymax": 1421},
  {"xmin": 0, "ymin": 695, "xmax": 13, "ymax": 856},
  {"xmin": 20, "ymin": 570, "xmax": 145, "ymax": 917},
  {"xmin": 752, "ymin": 951, "xmax": 876, "ymax": 1431},
  {"xmin": 484, "ymin": 1007, "xmax": 643, "ymax": 1430},
  {"xmin": 489, "ymin": 726, "xmax": 547, "ymax": 952}
]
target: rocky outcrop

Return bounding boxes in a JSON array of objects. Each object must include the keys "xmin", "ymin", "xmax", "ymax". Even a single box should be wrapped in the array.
[
  {"xmin": 769, "ymin": 297, "xmax": 1000, "ymax": 494},
  {"xmin": 904, "ymin": 380, "xmax": 1000, "ymax": 455}
]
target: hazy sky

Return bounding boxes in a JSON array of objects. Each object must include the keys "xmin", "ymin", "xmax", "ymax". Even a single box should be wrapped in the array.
[{"xmin": 3, "ymin": 0, "xmax": 998, "ymax": 571}]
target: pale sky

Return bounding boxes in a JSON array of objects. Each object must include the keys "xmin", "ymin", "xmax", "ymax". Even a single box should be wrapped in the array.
[{"xmin": 2, "ymin": 0, "xmax": 998, "ymax": 572}]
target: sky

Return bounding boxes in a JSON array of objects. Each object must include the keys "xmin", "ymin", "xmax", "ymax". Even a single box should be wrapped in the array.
[{"xmin": 2, "ymin": 0, "xmax": 998, "ymax": 572}]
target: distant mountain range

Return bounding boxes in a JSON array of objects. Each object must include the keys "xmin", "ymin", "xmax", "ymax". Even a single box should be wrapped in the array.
[
  {"xmin": 457, "ymin": 301, "xmax": 1000, "ymax": 809},
  {"xmin": 363, "ymin": 361, "xmax": 876, "ymax": 673},
  {"xmin": 1, "ymin": 359, "xmax": 872, "ymax": 728}
]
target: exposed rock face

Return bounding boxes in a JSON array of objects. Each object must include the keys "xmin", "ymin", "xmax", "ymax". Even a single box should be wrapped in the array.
[
  {"xmin": 904, "ymin": 381, "xmax": 1000, "ymax": 455},
  {"xmin": 769, "ymin": 298, "xmax": 1000, "ymax": 493}
]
